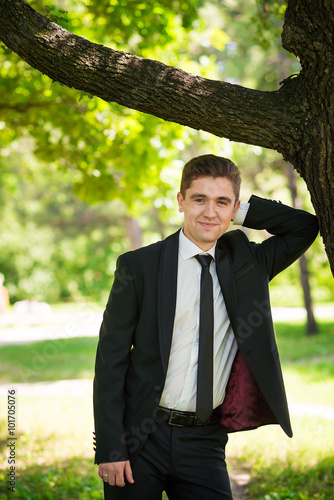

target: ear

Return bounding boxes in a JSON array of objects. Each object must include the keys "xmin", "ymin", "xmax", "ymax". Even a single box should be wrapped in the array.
[
  {"xmin": 177, "ymin": 192, "xmax": 184, "ymax": 213},
  {"xmin": 231, "ymin": 200, "xmax": 241, "ymax": 220}
]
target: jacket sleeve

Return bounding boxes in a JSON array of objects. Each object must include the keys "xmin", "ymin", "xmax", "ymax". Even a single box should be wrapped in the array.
[
  {"xmin": 243, "ymin": 195, "xmax": 319, "ymax": 281},
  {"xmin": 93, "ymin": 254, "xmax": 139, "ymax": 464}
]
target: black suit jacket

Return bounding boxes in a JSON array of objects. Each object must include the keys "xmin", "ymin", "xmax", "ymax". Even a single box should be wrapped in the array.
[{"xmin": 93, "ymin": 195, "xmax": 318, "ymax": 464}]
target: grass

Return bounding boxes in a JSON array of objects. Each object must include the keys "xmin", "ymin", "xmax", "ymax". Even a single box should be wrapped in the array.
[
  {"xmin": 227, "ymin": 319, "xmax": 334, "ymax": 500},
  {"xmin": 0, "ymin": 458, "xmax": 102, "ymax": 499},
  {"xmin": 0, "ymin": 389, "xmax": 102, "ymax": 499},
  {"xmin": 0, "ymin": 337, "xmax": 98, "ymax": 384},
  {"xmin": 0, "ymin": 316, "xmax": 333, "ymax": 499},
  {"xmin": 276, "ymin": 320, "xmax": 334, "ymax": 408},
  {"xmin": 227, "ymin": 414, "xmax": 334, "ymax": 499},
  {"xmin": 274, "ymin": 321, "xmax": 334, "ymax": 364}
]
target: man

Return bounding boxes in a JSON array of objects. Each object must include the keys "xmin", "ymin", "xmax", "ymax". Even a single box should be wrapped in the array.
[{"xmin": 93, "ymin": 154, "xmax": 318, "ymax": 499}]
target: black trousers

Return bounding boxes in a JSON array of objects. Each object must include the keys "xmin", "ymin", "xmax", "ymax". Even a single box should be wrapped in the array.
[{"xmin": 104, "ymin": 419, "xmax": 232, "ymax": 500}]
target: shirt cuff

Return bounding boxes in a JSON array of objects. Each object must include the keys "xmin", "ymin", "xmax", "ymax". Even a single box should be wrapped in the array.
[{"xmin": 233, "ymin": 202, "xmax": 250, "ymax": 225}]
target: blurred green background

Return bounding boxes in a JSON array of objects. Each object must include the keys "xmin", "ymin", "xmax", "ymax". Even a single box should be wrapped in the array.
[{"xmin": 0, "ymin": 0, "xmax": 333, "ymax": 307}]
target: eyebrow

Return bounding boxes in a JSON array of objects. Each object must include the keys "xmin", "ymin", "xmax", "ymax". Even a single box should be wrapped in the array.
[{"xmin": 190, "ymin": 193, "xmax": 233, "ymax": 203}]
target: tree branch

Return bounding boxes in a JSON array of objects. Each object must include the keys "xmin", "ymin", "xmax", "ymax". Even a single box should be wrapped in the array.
[{"xmin": 0, "ymin": 0, "xmax": 297, "ymax": 155}]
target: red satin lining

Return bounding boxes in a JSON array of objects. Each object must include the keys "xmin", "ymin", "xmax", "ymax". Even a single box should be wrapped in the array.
[{"xmin": 219, "ymin": 350, "xmax": 277, "ymax": 432}]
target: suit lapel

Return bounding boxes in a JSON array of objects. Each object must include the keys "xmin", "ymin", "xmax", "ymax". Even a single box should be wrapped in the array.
[
  {"xmin": 157, "ymin": 230, "xmax": 180, "ymax": 376},
  {"xmin": 215, "ymin": 244, "xmax": 238, "ymax": 333}
]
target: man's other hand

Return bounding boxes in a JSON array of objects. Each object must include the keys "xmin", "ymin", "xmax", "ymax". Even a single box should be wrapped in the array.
[{"xmin": 98, "ymin": 460, "xmax": 134, "ymax": 487}]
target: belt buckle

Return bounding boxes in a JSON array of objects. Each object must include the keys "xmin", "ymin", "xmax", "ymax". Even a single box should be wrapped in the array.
[
  {"xmin": 168, "ymin": 410, "xmax": 178, "ymax": 426},
  {"xmin": 168, "ymin": 410, "xmax": 195, "ymax": 427}
]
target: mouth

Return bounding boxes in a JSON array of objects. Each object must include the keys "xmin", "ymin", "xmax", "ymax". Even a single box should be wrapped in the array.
[{"xmin": 198, "ymin": 221, "xmax": 218, "ymax": 229}]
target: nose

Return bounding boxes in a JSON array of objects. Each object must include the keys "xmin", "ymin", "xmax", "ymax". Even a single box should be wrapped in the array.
[{"xmin": 203, "ymin": 201, "xmax": 217, "ymax": 218}]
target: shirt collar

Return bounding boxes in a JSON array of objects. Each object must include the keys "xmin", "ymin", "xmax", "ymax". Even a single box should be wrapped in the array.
[{"xmin": 179, "ymin": 229, "xmax": 216, "ymax": 261}]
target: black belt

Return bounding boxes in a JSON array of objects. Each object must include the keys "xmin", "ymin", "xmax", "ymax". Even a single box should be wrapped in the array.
[{"xmin": 156, "ymin": 406, "xmax": 220, "ymax": 427}]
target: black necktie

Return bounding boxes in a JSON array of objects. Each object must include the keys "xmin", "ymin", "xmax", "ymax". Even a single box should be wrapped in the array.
[{"xmin": 195, "ymin": 254, "xmax": 214, "ymax": 423}]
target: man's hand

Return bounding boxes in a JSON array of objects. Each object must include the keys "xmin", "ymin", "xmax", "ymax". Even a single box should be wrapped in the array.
[{"xmin": 98, "ymin": 460, "xmax": 134, "ymax": 487}]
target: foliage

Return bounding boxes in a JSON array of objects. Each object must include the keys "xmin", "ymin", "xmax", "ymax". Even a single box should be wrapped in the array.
[
  {"xmin": 0, "ymin": 149, "xmax": 131, "ymax": 303},
  {"xmin": 30, "ymin": 0, "xmax": 204, "ymax": 49},
  {"xmin": 0, "ymin": 0, "xmax": 332, "ymax": 304},
  {"xmin": 252, "ymin": 0, "xmax": 287, "ymax": 50},
  {"xmin": 0, "ymin": 0, "xmax": 206, "ymax": 207},
  {"xmin": 0, "ymin": 1, "xmax": 204, "ymax": 304},
  {"xmin": 0, "ymin": 0, "xmax": 298, "ymax": 207}
]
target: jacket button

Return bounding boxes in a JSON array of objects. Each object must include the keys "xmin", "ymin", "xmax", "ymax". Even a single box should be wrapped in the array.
[{"xmin": 154, "ymin": 385, "xmax": 162, "ymax": 392}]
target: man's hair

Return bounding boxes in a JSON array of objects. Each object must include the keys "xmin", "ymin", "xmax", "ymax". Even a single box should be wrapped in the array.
[{"xmin": 180, "ymin": 154, "xmax": 241, "ymax": 201}]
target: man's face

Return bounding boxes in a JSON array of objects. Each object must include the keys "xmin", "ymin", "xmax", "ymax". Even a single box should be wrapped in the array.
[{"xmin": 177, "ymin": 176, "xmax": 240, "ymax": 251}]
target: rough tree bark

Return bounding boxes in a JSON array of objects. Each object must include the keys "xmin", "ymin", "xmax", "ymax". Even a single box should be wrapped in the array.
[{"xmin": 0, "ymin": 0, "xmax": 333, "ymax": 274}]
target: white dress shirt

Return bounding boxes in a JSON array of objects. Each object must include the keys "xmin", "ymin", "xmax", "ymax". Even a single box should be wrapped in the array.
[{"xmin": 159, "ymin": 203, "xmax": 249, "ymax": 412}]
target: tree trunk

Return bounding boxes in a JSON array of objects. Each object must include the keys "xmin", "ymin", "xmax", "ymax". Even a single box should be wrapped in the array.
[
  {"xmin": 281, "ymin": 0, "xmax": 334, "ymax": 276},
  {"xmin": 285, "ymin": 163, "xmax": 318, "ymax": 335},
  {"xmin": 0, "ymin": 0, "xmax": 333, "ymax": 275},
  {"xmin": 124, "ymin": 216, "xmax": 142, "ymax": 250}
]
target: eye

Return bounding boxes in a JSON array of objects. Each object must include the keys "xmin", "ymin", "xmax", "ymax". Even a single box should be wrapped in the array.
[
  {"xmin": 194, "ymin": 198, "xmax": 205, "ymax": 203},
  {"xmin": 217, "ymin": 201, "xmax": 227, "ymax": 206}
]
